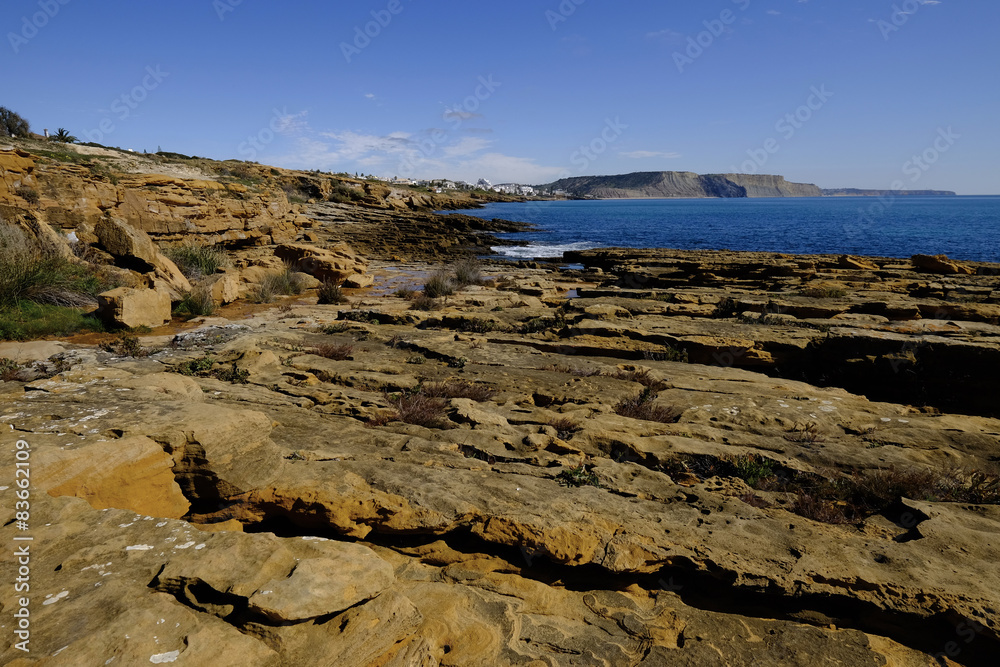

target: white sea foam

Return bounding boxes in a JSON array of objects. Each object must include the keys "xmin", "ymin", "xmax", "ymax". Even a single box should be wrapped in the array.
[{"xmin": 491, "ymin": 241, "xmax": 601, "ymax": 259}]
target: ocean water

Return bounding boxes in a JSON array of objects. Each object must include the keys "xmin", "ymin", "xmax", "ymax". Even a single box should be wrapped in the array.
[{"xmin": 447, "ymin": 197, "xmax": 1000, "ymax": 263}]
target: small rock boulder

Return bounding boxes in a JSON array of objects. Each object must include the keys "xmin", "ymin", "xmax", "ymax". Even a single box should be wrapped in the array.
[
  {"xmin": 274, "ymin": 242, "xmax": 368, "ymax": 283},
  {"xmin": 839, "ymin": 255, "xmax": 879, "ymax": 271},
  {"xmin": 97, "ymin": 287, "xmax": 172, "ymax": 329},
  {"xmin": 95, "ymin": 217, "xmax": 158, "ymax": 270},
  {"xmin": 208, "ymin": 272, "xmax": 241, "ymax": 305},
  {"xmin": 911, "ymin": 254, "xmax": 974, "ymax": 275},
  {"xmin": 95, "ymin": 217, "xmax": 192, "ymax": 297}
]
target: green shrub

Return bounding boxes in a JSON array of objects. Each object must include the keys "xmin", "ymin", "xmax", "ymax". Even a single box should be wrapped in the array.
[
  {"xmin": 173, "ymin": 287, "xmax": 216, "ymax": 319},
  {"xmin": 99, "ymin": 333, "xmax": 151, "ymax": 358},
  {"xmin": 175, "ymin": 355, "xmax": 216, "ymax": 376},
  {"xmin": 162, "ymin": 243, "xmax": 230, "ymax": 279},
  {"xmin": 0, "ymin": 107, "xmax": 30, "ymax": 138},
  {"xmin": 452, "ymin": 258, "xmax": 482, "ymax": 286},
  {"xmin": 249, "ymin": 268, "xmax": 307, "ymax": 303},
  {"xmin": 423, "ymin": 271, "xmax": 455, "ymax": 299},
  {"xmin": 1, "ymin": 358, "xmax": 24, "ymax": 382},
  {"xmin": 328, "ymin": 183, "xmax": 365, "ymax": 204},
  {"xmin": 214, "ymin": 362, "xmax": 250, "ymax": 384},
  {"xmin": 0, "ymin": 225, "xmax": 104, "ymax": 309},
  {"xmin": 318, "ymin": 280, "xmax": 348, "ymax": 305},
  {"xmin": 557, "ymin": 465, "xmax": 601, "ymax": 488},
  {"xmin": 803, "ymin": 286, "xmax": 848, "ymax": 299},
  {"xmin": 727, "ymin": 454, "xmax": 777, "ymax": 487}
]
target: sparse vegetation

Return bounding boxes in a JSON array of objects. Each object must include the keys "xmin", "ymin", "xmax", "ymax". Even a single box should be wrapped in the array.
[
  {"xmin": 328, "ymin": 183, "xmax": 365, "ymax": 204},
  {"xmin": 713, "ymin": 296, "xmax": 739, "ymax": 318},
  {"xmin": 382, "ymin": 389, "xmax": 451, "ymax": 429},
  {"xmin": 249, "ymin": 268, "xmax": 309, "ymax": 303},
  {"xmin": 0, "ymin": 302, "xmax": 104, "ymax": 341},
  {"xmin": 784, "ymin": 422, "xmax": 825, "ymax": 444},
  {"xmin": 459, "ymin": 318, "xmax": 508, "ymax": 334},
  {"xmin": 543, "ymin": 364, "xmax": 601, "ymax": 377},
  {"xmin": 311, "ymin": 343, "xmax": 353, "ymax": 361},
  {"xmin": 548, "ymin": 417, "xmax": 581, "ymax": 440},
  {"xmin": 393, "ymin": 288, "xmax": 418, "ymax": 300},
  {"xmin": 318, "ymin": 280, "xmax": 348, "ymax": 305},
  {"xmin": 15, "ymin": 186, "xmax": 39, "ymax": 206},
  {"xmin": 727, "ymin": 453, "xmax": 776, "ymax": 487},
  {"xmin": 171, "ymin": 355, "xmax": 249, "ymax": 384},
  {"xmin": 410, "ymin": 295, "xmax": 442, "ymax": 311},
  {"xmin": 51, "ymin": 128, "xmax": 77, "ymax": 143},
  {"xmin": 162, "ymin": 243, "xmax": 230, "ymax": 279},
  {"xmin": 175, "ymin": 355, "xmax": 216, "ymax": 376},
  {"xmin": 606, "ymin": 367, "xmax": 668, "ymax": 392},
  {"xmin": 423, "ymin": 270, "xmax": 455, "ymax": 299},
  {"xmin": 673, "ymin": 453, "xmax": 1000, "ymax": 524},
  {"xmin": 422, "ymin": 379, "xmax": 497, "ymax": 402},
  {"xmin": 452, "ymin": 258, "xmax": 483, "ymax": 286},
  {"xmin": 99, "ymin": 333, "xmax": 151, "ymax": 358},
  {"xmin": 642, "ymin": 346, "xmax": 689, "ymax": 363},
  {"xmin": 517, "ymin": 316, "xmax": 566, "ymax": 334},
  {"xmin": 0, "ymin": 106, "xmax": 30, "ymax": 138},
  {"xmin": 1, "ymin": 358, "xmax": 23, "ymax": 382},
  {"xmin": 214, "ymin": 362, "xmax": 250, "ymax": 384},
  {"xmin": 614, "ymin": 388, "xmax": 683, "ymax": 423},
  {"xmin": 803, "ymin": 286, "xmax": 848, "ymax": 299},
  {"xmin": 557, "ymin": 465, "xmax": 601, "ymax": 488},
  {"xmin": 173, "ymin": 287, "xmax": 216, "ymax": 319},
  {"xmin": 0, "ymin": 225, "xmax": 105, "ymax": 309}
]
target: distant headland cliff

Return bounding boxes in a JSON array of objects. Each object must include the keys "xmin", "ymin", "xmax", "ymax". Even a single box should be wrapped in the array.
[{"xmin": 542, "ymin": 171, "xmax": 956, "ymax": 199}]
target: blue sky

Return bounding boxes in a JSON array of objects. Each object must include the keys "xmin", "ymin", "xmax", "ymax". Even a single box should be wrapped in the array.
[{"xmin": 5, "ymin": 0, "xmax": 998, "ymax": 193}]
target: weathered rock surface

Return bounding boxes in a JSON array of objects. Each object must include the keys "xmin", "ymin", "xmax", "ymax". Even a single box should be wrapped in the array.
[
  {"xmin": 96, "ymin": 286, "xmax": 172, "ymax": 328},
  {"xmin": 273, "ymin": 242, "xmax": 368, "ymax": 283},
  {"xmin": 3, "ymin": 248, "xmax": 999, "ymax": 664}
]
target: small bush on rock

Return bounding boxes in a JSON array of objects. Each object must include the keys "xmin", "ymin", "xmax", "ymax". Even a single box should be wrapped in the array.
[
  {"xmin": 318, "ymin": 280, "xmax": 348, "ymax": 305},
  {"xmin": 423, "ymin": 271, "xmax": 455, "ymax": 299}
]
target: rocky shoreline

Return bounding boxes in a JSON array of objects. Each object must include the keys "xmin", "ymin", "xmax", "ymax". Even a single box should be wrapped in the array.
[
  {"xmin": 2, "ymin": 142, "xmax": 999, "ymax": 666},
  {"xmin": 2, "ymin": 245, "xmax": 999, "ymax": 665}
]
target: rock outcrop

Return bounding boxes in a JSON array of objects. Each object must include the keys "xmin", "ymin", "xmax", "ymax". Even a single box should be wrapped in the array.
[
  {"xmin": 544, "ymin": 171, "xmax": 822, "ymax": 199},
  {"xmin": 3, "ymin": 247, "xmax": 1000, "ymax": 665},
  {"xmin": 97, "ymin": 286, "xmax": 172, "ymax": 328}
]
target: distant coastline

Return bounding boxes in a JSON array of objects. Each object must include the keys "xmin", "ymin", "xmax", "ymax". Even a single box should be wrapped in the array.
[{"xmin": 534, "ymin": 171, "xmax": 958, "ymax": 200}]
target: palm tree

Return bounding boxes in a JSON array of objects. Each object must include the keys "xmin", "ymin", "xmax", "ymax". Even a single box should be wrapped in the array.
[{"xmin": 52, "ymin": 128, "xmax": 77, "ymax": 143}]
